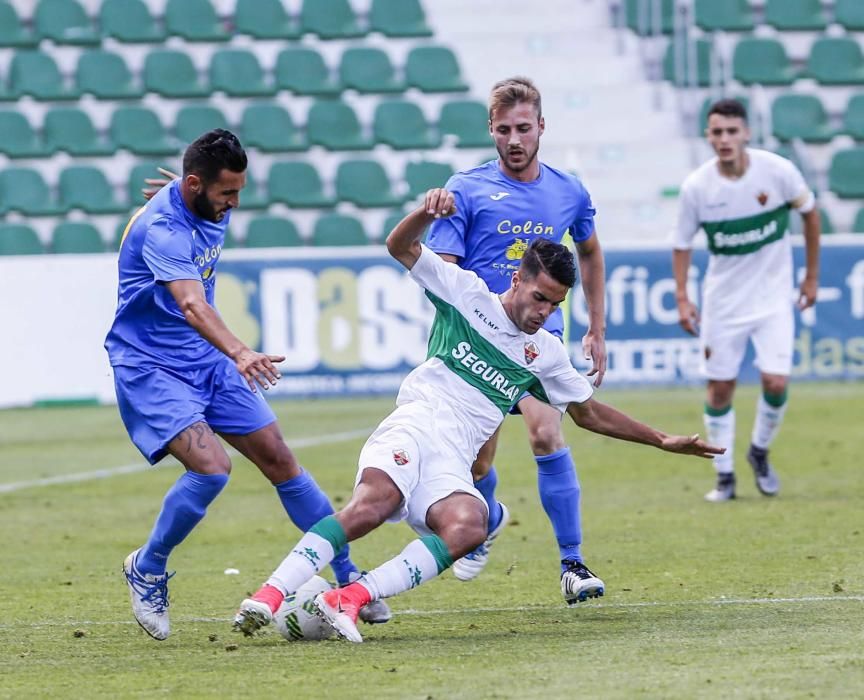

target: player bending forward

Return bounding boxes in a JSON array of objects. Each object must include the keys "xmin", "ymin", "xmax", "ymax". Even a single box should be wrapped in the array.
[{"xmin": 233, "ymin": 190, "xmax": 723, "ymax": 643}]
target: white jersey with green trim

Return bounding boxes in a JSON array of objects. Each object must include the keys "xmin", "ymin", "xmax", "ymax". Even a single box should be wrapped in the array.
[
  {"xmin": 674, "ymin": 148, "xmax": 814, "ymax": 322},
  {"xmin": 400, "ymin": 245, "xmax": 593, "ymax": 460}
]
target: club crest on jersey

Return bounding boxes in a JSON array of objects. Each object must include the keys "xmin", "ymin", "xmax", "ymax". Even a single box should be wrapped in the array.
[
  {"xmin": 393, "ymin": 450, "xmax": 410, "ymax": 466},
  {"xmin": 524, "ymin": 341, "xmax": 539, "ymax": 365},
  {"xmin": 757, "ymin": 191, "xmax": 769, "ymax": 206}
]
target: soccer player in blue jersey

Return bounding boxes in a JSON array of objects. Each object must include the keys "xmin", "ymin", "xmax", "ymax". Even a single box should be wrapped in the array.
[
  {"xmin": 106, "ymin": 129, "xmax": 389, "ymax": 640},
  {"xmin": 425, "ymin": 77, "xmax": 609, "ymax": 604}
]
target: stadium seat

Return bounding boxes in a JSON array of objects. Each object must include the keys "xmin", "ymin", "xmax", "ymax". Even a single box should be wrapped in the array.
[
  {"xmin": 764, "ymin": 0, "xmax": 827, "ymax": 31},
  {"xmin": 732, "ymin": 38, "xmax": 798, "ymax": 86},
  {"xmin": 100, "ymin": 0, "xmax": 165, "ymax": 42},
  {"xmin": 836, "ymin": 0, "xmax": 864, "ymax": 30},
  {"xmin": 34, "ymin": 0, "xmax": 99, "ymax": 45},
  {"xmin": 268, "ymin": 162, "xmax": 336, "ymax": 208},
  {"xmin": 165, "ymin": 0, "xmax": 229, "ymax": 42},
  {"xmin": 852, "ymin": 207, "xmax": 864, "ymax": 233},
  {"xmin": 439, "ymin": 100, "xmax": 493, "ymax": 148},
  {"xmin": 772, "ymin": 94, "xmax": 835, "ymax": 143},
  {"xmin": 174, "ymin": 105, "xmax": 230, "ymax": 145},
  {"xmin": 59, "ymin": 166, "xmax": 128, "ymax": 214},
  {"xmin": 210, "ymin": 49, "xmax": 275, "ymax": 98},
  {"xmin": 0, "ymin": 168, "xmax": 63, "ymax": 216},
  {"xmin": 0, "ymin": 111, "xmax": 51, "ymax": 158},
  {"xmin": 245, "ymin": 216, "xmax": 304, "ymax": 247},
  {"xmin": 406, "ymin": 47, "xmax": 469, "ymax": 92},
  {"xmin": 111, "ymin": 107, "xmax": 180, "ymax": 156},
  {"xmin": 0, "ymin": 224, "xmax": 43, "ymax": 255},
  {"xmin": 694, "ymin": 0, "xmax": 753, "ymax": 31},
  {"xmin": 663, "ymin": 38, "xmax": 714, "ymax": 87},
  {"xmin": 126, "ymin": 162, "xmax": 175, "ymax": 205},
  {"xmin": 241, "ymin": 103, "xmax": 307, "ymax": 153},
  {"xmin": 340, "ymin": 48, "xmax": 404, "ymax": 94},
  {"xmin": 369, "ymin": 0, "xmax": 433, "ymax": 37},
  {"xmin": 238, "ymin": 170, "xmax": 269, "ymax": 211},
  {"xmin": 829, "ymin": 148, "xmax": 864, "ymax": 198},
  {"xmin": 698, "ymin": 96, "xmax": 749, "ymax": 133},
  {"xmin": 312, "ymin": 214, "xmax": 369, "ymax": 246},
  {"xmin": 373, "ymin": 100, "xmax": 440, "ymax": 150},
  {"xmin": 405, "ymin": 161, "xmax": 455, "ymax": 198},
  {"xmin": 806, "ymin": 38, "xmax": 864, "ymax": 85},
  {"xmin": 623, "ymin": 0, "xmax": 674, "ymax": 35},
  {"xmin": 336, "ymin": 160, "xmax": 405, "ymax": 208},
  {"xmin": 300, "ymin": 0, "xmax": 365, "ymax": 39},
  {"xmin": 819, "ymin": 208, "xmax": 834, "ymax": 235},
  {"xmin": 0, "ymin": 2, "xmax": 38, "ymax": 47},
  {"xmin": 52, "ymin": 222, "xmax": 105, "ymax": 254},
  {"xmin": 307, "ymin": 101, "xmax": 373, "ymax": 150},
  {"xmin": 144, "ymin": 50, "xmax": 209, "ymax": 98},
  {"xmin": 275, "ymin": 48, "xmax": 342, "ymax": 96},
  {"xmin": 43, "ymin": 107, "xmax": 114, "ymax": 156},
  {"xmin": 76, "ymin": 50, "xmax": 143, "ymax": 100},
  {"xmin": 8, "ymin": 50, "xmax": 81, "ymax": 100},
  {"xmin": 235, "ymin": 0, "xmax": 300, "ymax": 39},
  {"xmin": 843, "ymin": 94, "xmax": 864, "ymax": 140},
  {"xmin": 378, "ymin": 209, "xmax": 408, "ymax": 242}
]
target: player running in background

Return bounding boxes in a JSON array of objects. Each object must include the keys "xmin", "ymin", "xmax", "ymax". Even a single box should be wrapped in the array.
[
  {"xmin": 672, "ymin": 99, "xmax": 821, "ymax": 502},
  {"xmin": 233, "ymin": 190, "xmax": 723, "ymax": 643},
  {"xmin": 425, "ymin": 77, "xmax": 608, "ymax": 604},
  {"xmin": 105, "ymin": 130, "xmax": 389, "ymax": 640}
]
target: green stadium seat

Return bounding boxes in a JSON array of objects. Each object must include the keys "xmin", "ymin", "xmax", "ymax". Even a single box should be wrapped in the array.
[
  {"xmin": 623, "ymin": 0, "xmax": 674, "ymax": 36},
  {"xmin": 307, "ymin": 101, "xmax": 373, "ymax": 150},
  {"xmin": 275, "ymin": 48, "xmax": 342, "ymax": 97},
  {"xmin": 100, "ymin": 0, "xmax": 165, "ymax": 43},
  {"xmin": 0, "ymin": 224, "xmax": 43, "ymax": 255},
  {"xmin": 300, "ymin": 0, "xmax": 365, "ymax": 39},
  {"xmin": 370, "ymin": 0, "xmax": 433, "ymax": 37},
  {"xmin": 819, "ymin": 208, "xmax": 834, "ymax": 235},
  {"xmin": 174, "ymin": 105, "xmax": 230, "ymax": 145},
  {"xmin": 829, "ymin": 148, "xmax": 864, "ymax": 198},
  {"xmin": 210, "ymin": 49, "xmax": 275, "ymax": 97},
  {"xmin": 773, "ymin": 144, "xmax": 817, "ymax": 191},
  {"xmin": 126, "ymin": 162, "xmax": 175, "ymax": 205},
  {"xmin": 245, "ymin": 216, "xmax": 304, "ymax": 248},
  {"xmin": 378, "ymin": 209, "xmax": 408, "ymax": 243},
  {"xmin": 336, "ymin": 160, "xmax": 405, "ymax": 208},
  {"xmin": 0, "ymin": 168, "xmax": 63, "ymax": 216},
  {"xmin": 238, "ymin": 170, "xmax": 269, "ymax": 211},
  {"xmin": 59, "ymin": 166, "xmax": 128, "ymax": 214},
  {"xmin": 694, "ymin": 0, "xmax": 753, "ymax": 31},
  {"xmin": 235, "ymin": 0, "xmax": 300, "ymax": 39},
  {"xmin": 0, "ymin": 2, "xmax": 38, "ymax": 47},
  {"xmin": 76, "ymin": 50, "xmax": 143, "ymax": 100},
  {"xmin": 772, "ymin": 94, "xmax": 835, "ymax": 143},
  {"xmin": 165, "ymin": 0, "xmax": 229, "ymax": 42},
  {"xmin": 439, "ymin": 100, "xmax": 492, "ymax": 148},
  {"xmin": 241, "ymin": 104, "xmax": 307, "ymax": 153},
  {"xmin": 111, "ymin": 107, "xmax": 180, "ymax": 156},
  {"xmin": 852, "ymin": 208, "xmax": 864, "ymax": 233},
  {"xmin": 843, "ymin": 94, "xmax": 864, "ymax": 140},
  {"xmin": 698, "ymin": 96, "xmax": 749, "ymax": 133},
  {"xmin": 405, "ymin": 161, "xmax": 455, "ymax": 199},
  {"xmin": 0, "ymin": 111, "xmax": 51, "ymax": 158},
  {"xmin": 663, "ymin": 38, "xmax": 714, "ymax": 87},
  {"xmin": 806, "ymin": 38, "xmax": 864, "ymax": 85},
  {"xmin": 836, "ymin": 0, "xmax": 864, "ymax": 30},
  {"xmin": 373, "ymin": 100, "xmax": 440, "ymax": 150},
  {"xmin": 268, "ymin": 162, "xmax": 336, "ymax": 208},
  {"xmin": 9, "ymin": 50, "xmax": 81, "ymax": 100},
  {"xmin": 43, "ymin": 107, "xmax": 114, "ymax": 156},
  {"xmin": 312, "ymin": 214, "xmax": 368, "ymax": 246},
  {"xmin": 765, "ymin": 0, "xmax": 827, "ymax": 31},
  {"xmin": 34, "ymin": 0, "xmax": 99, "ymax": 45},
  {"xmin": 732, "ymin": 38, "xmax": 798, "ymax": 86},
  {"xmin": 340, "ymin": 47, "xmax": 404, "ymax": 94},
  {"xmin": 405, "ymin": 47, "xmax": 469, "ymax": 93},
  {"xmin": 52, "ymin": 222, "xmax": 105, "ymax": 254},
  {"xmin": 144, "ymin": 50, "xmax": 209, "ymax": 98}
]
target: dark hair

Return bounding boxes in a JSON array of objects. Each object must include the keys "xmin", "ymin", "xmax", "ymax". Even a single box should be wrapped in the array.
[
  {"xmin": 182, "ymin": 129, "xmax": 247, "ymax": 184},
  {"xmin": 519, "ymin": 239, "xmax": 576, "ymax": 288},
  {"xmin": 707, "ymin": 98, "xmax": 748, "ymax": 123}
]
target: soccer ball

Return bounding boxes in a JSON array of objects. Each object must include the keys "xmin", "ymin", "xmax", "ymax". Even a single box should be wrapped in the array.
[{"xmin": 273, "ymin": 575, "xmax": 336, "ymax": 642}]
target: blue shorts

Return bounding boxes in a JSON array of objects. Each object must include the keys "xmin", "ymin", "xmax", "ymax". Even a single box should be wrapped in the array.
[{"xmin": 113, "ymin": 356, "xmax": 277, "ymax": 464}]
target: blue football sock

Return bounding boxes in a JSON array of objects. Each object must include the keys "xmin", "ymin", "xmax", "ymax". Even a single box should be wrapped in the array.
[
  {"xmin": 274, "ymin": 469, "xmax": 356, "ymax": 585},
  {"xmin": 137, "ymin": 471, "xmax": 229, "ymax": 575},
  {"xmin": 474, "ymin": 467, "xmax": 504, "ymax": 534},
  {"xmin": 536, "ymin": 448, "xmax": 582, "ymax": 569}
]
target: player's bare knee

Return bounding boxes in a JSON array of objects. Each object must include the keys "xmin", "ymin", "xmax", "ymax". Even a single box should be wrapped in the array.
[
  {"xmin": 471, "ymin": 457, "xmax": 493, "ymax": 479},
  {"xmin": 528, "ymin": 421, "xmax": 565, "ymax": 455},
  {"xmin": 433, "ymin": 502, "xmax": 487, "ymax": 558},
  {"xmin": 762, "ymin": 374, "xmax": 788, "ymax": 395}
]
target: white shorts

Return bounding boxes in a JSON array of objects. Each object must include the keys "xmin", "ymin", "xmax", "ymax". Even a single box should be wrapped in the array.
[
  {"xmin": 355, "ymin": 402, "xmax": 487, "ymax": 537},
  {"xmin": 700, "ymin": 306, "xmax": 794, "ymax": 380}
]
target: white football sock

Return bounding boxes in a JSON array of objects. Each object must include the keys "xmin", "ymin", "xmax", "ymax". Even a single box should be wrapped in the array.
[
  {"xmin": 360, "ymin": 539, "xmax": 442, "ymax": 600},
  {"xmin": 751, "ymin": 395, "xmax": 788, "ymax": 449},
  {"xmin": 265, "ymin": 531, "xmax": 335, "ymax": 595},
  {"xmin": 704, "ymin": 407, "xmax": 735, "ymax": 475}
]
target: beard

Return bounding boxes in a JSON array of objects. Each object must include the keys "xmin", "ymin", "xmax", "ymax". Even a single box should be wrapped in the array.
[
  {"xmin": 498, "ymin": 141, "xmax": 540, "ymax": 173},
  {"xmin": 191, "ymin": 189, "xmax": 222, "ymax": 222}
]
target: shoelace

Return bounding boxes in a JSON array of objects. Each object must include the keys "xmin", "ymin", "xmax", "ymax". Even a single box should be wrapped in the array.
[
  {"xmin": 751, "ymin": 455, "xmax": 770, "ymax": 477},
  {"xmin": 562, "ymin": 561, "xmax": 594, "ymax": 580},
  {"xmin": 127, "ymin": 569, "xmax": 174, "ymax": 613}
]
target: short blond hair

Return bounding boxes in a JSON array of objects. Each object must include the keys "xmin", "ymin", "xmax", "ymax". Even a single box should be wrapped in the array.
[{"xmin": 488, "ymin": 76, "xmax": 542, "ymax": 121}]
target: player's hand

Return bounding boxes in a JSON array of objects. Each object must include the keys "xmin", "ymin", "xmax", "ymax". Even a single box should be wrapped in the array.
[
  {"xmin": 142, "ymin": 167, "xmax": 180, "ymax": 201},
  {"xmin": 582, "ymin": 329, "xmax": 606, "ymax": 388},
  {"xmin": 797, "ymin": 276, "xmax": 818, "ymax": 310},
  {"xmin": 233, "ymin": 349, "xmax": 285, "ymax": 392},
  {"xmin": 424, "ymin": 188, "xmax": 456, "ymax": 219},
  {"xmin": 660, "ymin": 433, "xmax": 725, "ymax": 459},
  {"xmin": 676, "ymin": 297, "xmax": 700, "ymax": 336}
]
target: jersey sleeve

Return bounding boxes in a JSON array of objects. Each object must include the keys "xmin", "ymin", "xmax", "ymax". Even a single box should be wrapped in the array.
[
  {"xmin": 533, "ymin": 340, "xmax": 594, "ymax": 412},
  {"xmin": 570, "ymin": 180, "xmax": 597, "ymax": 243},
  {"xmin": 409, "ymin": 243, "xmax": 485, "ymax": 306},
  {"xmin": 425, "ymin": 179, "xmax": 471, "ymax": 259},
  {"xmin": 672, "ymin": 178, "xmax": 701, "ymax": 249},
  {"xmin": 777, "ymin": 157, "xmax": 815, "ymax": 213},
  {"xmin": 142, "ymin": 217, "xmax": 200, "ymax": 283}
]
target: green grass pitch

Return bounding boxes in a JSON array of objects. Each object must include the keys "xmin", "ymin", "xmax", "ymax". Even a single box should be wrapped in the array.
[{"xmin": 0, "ymin": 384, "xmax": 862, "ymax": 698}]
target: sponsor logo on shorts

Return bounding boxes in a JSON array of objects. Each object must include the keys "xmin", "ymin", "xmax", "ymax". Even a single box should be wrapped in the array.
[
  {"xmin": 524, "ymin": 341, "xmax": 539, "ymax": 365},
  {"xmin": 393, "ymin": 449, "xmax": 410, "ymax": 466}
]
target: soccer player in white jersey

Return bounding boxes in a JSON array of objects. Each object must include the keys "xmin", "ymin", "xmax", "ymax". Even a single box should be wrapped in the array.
[
  {"xmin": 232, "ymin": 189, "xmax": 723, "ymax": 642},
  {"xmin": 673, "ymin": 99, "xmax": 821, "ymax": 502}
]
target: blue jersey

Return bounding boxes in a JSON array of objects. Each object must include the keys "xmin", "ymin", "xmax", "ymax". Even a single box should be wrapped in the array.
[
  {"xmin": 105, "ymin": 180, "xmax": 231, "ymax": 370},
  {"xmin": 425, "ymin": 160, "xmax": 596, "ymax": 336}
]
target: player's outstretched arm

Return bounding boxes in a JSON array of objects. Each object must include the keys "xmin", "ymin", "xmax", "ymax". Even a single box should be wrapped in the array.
[
  {"xmin": 386, "ymin": 188, "xmax": 456, "ymax": 270},
  {"xmin": 566, "ymin": 398, "xmax": 724, "ymax": 459},
  {"xmin": 141, "ymin": 167, "xmax": 180, "ymax": 201}
]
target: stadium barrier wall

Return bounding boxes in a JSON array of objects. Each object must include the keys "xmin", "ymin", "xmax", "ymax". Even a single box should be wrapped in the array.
[{"xmin": 1, "ymin": 237, "xmax": 862, "ymax": 408}]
